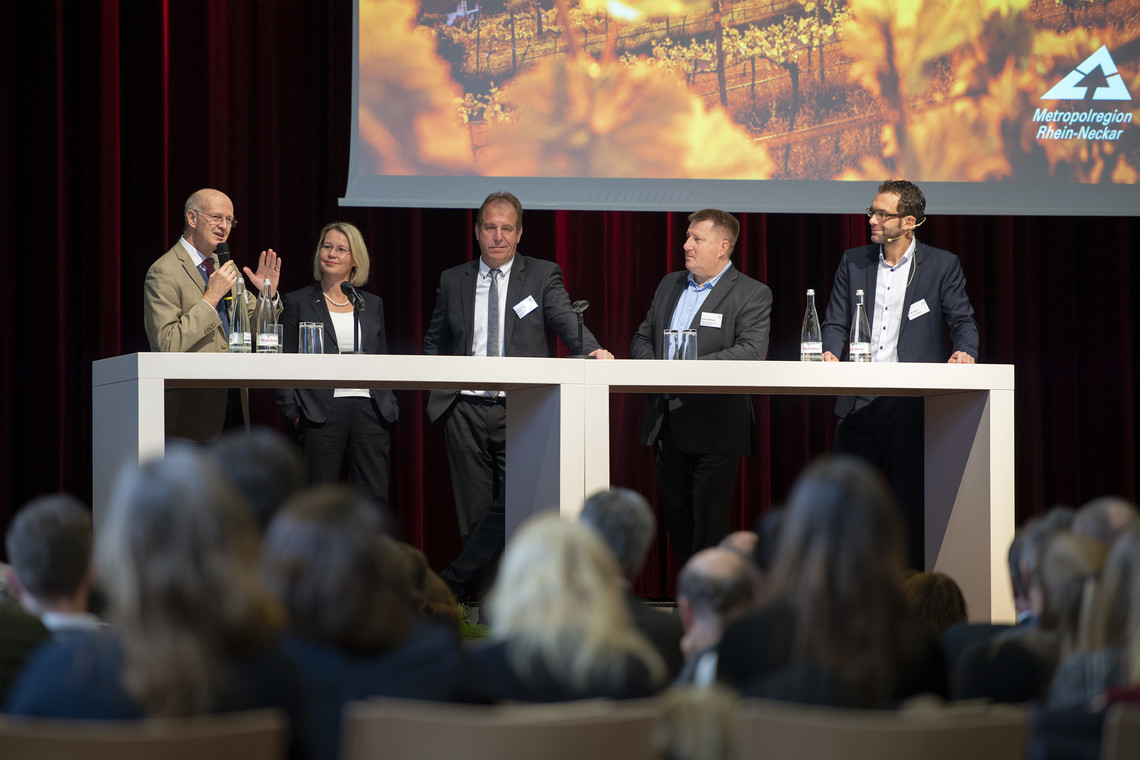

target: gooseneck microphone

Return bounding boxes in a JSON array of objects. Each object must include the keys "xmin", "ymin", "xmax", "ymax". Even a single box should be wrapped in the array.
[
  {"xmin": 571, "ymin": 300, "xmax": 590, "ymax": 314},
  {"xmin": 340, "ymin": 281, "xmax": 366, "ymax": 311}
]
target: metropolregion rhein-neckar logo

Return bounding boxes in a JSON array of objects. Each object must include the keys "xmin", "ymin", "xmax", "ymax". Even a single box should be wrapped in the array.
[{"xmin": 1035, "ymin": 45, "xmax": 1134, "ymax": 144}]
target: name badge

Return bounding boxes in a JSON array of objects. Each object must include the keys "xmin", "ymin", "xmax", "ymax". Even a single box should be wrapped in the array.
[
  {"xmin": 700, "ymin": 312, "xmax": 723, "ymax": 328},
  {"xmin": 514, "ymin": 295, "xmax": 538, "ymax": 318},
  {"xmin": 908, "ymin": 299, "xmax": 930, "ymax": 320}
]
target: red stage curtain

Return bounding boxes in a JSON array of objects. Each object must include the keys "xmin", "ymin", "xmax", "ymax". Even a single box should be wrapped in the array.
[{"xmin": 2, "ymin": 1, "xmax": 1137, "ymax": 596}]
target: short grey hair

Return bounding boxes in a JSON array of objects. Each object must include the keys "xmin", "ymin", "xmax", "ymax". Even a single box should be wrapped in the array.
[{"xmin": 579, "ymin": 488, "xmax": 655, "ymax": 580}]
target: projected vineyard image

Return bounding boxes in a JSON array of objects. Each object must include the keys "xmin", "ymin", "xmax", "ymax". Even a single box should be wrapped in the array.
[{"xmin": 359, "ymin": 0, "xmax": 1139, "ymax": 182}]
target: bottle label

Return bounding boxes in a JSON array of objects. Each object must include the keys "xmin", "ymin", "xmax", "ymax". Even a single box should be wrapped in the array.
[
  {"xmin": 849, "ymin": 342, "xmax": 871, "ymax": 362},
  {"xmin": 257, "ymin": 333, "xmax": 279, "ymax": 351},
  {"xmin": 800, "ymin": 342, "xmax": 823, "ymax": 361},
  {"xmin": 228, "ymin": 333, "xmax": 251, "ymax": 353}
]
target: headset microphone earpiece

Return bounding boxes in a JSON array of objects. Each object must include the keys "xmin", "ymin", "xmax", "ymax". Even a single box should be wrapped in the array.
[{"xmin": 884, "ymin": 216, "xmax": 926, "ymax": 243}]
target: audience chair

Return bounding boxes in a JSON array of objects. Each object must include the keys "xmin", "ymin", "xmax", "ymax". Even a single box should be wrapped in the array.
[
  {"xmin": 1101, "ymin": 702, "xmax": 1140, "ymax": 760},
  {"xmin": 0, "ymin": 708, "xmax": 286, "ymax": 760},
  {"xmin": 732, "ymin": 698, "xmax": 1029, "ymax": 760},
  {"xmin": 342, "ymin": 697, "xmax": 659, "ymax": 760}
]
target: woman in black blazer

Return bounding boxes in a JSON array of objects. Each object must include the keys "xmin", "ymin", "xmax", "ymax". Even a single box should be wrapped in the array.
[{"xmin": 276, "ymin": 222, "xmax": 398, "ymax": 509}]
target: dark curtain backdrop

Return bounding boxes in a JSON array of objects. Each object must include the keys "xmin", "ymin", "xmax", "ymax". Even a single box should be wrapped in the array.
[{"xmin": 3, "ymin": 1, "xmax": 1138, "ymax": 596}]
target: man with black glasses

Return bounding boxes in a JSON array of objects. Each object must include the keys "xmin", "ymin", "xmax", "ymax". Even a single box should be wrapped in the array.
[{"xmin": 821, "ymin": 179, "xmax": 978, "ymax": 569}]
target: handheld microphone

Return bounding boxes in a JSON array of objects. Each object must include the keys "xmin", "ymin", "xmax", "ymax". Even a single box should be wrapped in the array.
[
  {"xmin": 340, "ymin": 281, "xmax": 366, "ymax": 311},
  {"xmin": 215, "ymin": 243, "xmax": 233, "ymax": 304},
  {"xmin": 571, "ymin": 300, "xmax": 590, "ymax": 314}
]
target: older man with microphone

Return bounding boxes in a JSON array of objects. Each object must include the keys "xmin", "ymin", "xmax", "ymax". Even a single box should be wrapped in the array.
[{"xmin": 143, "ymin": 188, "xmax": 280, "ymax": 442}]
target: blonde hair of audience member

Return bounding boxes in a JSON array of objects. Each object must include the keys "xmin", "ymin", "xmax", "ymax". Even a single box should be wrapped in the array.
[
  {"xmin": 260, "ymin": 485, "xmax": 410, "ymax": 652},
  {"xmin": 1083, "ymin": 522, "xmax": 1140, "ymax": 683},
  {"xmin": 903, "ymin": 571, "xmax": 968, "ymax": 639},
  {"xmin": 761, "ymin": 455, "xmax": 911, "ymax": 704},
  {"xmin": 486, "ymin": 514, "xmax": 667, "ymax": 690},
  {"xmin": 1036, "ymin": 532, "xmax": 1107, "ymax": 658},
  {"xmin": 653, "ymin": 684, "xmax": 738, "ymax": 760},
  {"xmin": 309, "ymin": 221, "xmax": 370, "ymax": 287},
  {"xmin": 97, "ymin": 448, "xmax": 284, "ymax": 716}
]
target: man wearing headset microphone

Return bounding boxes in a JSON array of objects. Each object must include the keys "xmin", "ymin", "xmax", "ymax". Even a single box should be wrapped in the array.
[{"xmin": 821, "ymin": 179, "xmax": 979, "ymax": 570}]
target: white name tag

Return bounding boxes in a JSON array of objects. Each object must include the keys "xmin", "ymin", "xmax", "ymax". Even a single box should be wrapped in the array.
[
  {"xmin": 514, "ymin": 295, "xmax": 538, "ymax": 319},
  {"xmin": 908, "ymin": 299, "xmax": 930, "ymax": 320},
  {"xmin": 700, "ymin": 312, "xmax": 723, "ymax": 328}
]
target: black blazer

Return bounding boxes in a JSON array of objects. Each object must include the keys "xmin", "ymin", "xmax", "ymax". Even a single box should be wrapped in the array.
[
  {"xmin": 275, "ymin": 282, "xmax": 399, "ymax": 425},
  {"xmin": 422, "ymin": 254, "xmax": 601, "ymax": 424},
  {"xmin": 821, "ymin": 242, "xmax": 979, "ymax": 417},
  {"xmin": 629, "ymin": 265, "xmax": 772, "ymax": 456}
]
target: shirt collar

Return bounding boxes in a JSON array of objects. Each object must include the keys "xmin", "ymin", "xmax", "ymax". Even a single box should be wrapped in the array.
[
  {"xmin": 180, "ymin": 236, "xmax": 209, "ymax": 267},
  {"xmin": 479, "ymin": 255, "xmax": 515, "ymax": 278},
  {"xmin": 878, "ymin": 239, "xmax": 916, "ymax": 269},
  {"xmin": 687, "ymin": 261, "xmax": 733, "ymax": 291}
]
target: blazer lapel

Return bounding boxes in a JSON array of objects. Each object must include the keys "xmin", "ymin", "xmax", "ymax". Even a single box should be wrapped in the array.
[
  {"xmin": 309, "ymin": 285, "xmax": 337, "ymax": 352},
  {"xmin": 180, "ymin": 248, "xmax": 207, "ymax": 295},
  {"xmin": 503, "ymin": 255, "xmax": 526, "ymax": 351},
  {"xmin": 460, "ymin": 260, "xmax": 478, "ymax": 354},
  {"xmin": 898, "ymin": 242, "xmax": 924, "ymax": 344},
  {"xmin": 863, "ymin": 247, "xmax": 879, "ymax": 319}
]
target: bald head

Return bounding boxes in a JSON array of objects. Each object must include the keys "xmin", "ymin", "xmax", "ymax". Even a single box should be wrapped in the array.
[
  {"xmin": 678, "ymin": 547, "xmax": 754, "ymax": 617},
  {"xmin": 719, "ymin": 531, "xmax": 758, "ymax": 560}
]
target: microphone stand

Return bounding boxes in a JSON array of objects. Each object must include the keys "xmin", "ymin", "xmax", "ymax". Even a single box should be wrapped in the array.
[
  {"xmin": 568, "ymin": 300, "xmax": 594, "ymax": 359},
  {"xmin": 352, "ymin": 303, "xmax": 362, "ymax": 353}
]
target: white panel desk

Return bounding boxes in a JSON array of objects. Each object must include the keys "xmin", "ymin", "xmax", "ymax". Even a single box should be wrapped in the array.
[{"xmin": 93, "ymin": 353, "xmax": 1015, "ymax": 621}]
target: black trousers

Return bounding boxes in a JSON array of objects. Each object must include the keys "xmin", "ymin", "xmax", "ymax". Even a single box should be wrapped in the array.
[
  {"xmin": 653, "ymin": 412, "xmax": 740, "ymax": 567},
  {"xmin": 833, "ymin": 396, "xmax": 925, "ymax": 570},
  {"xmin": 298, "ymin": 396, "xmax": 392, "ymax": 511},
  {"xmin": 439, "ymin": 395, "xmax": 506, "ymax": 599}
]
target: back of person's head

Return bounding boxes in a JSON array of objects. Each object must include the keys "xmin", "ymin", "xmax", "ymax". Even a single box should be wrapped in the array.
[
  {"xmin": 260, "ymin": 485, "xmax": 410, "ymax": 653},
  {"xmin": 677, "ymin": 547, "xmax": 754, "ymax": 620},
  {"xmin": 389, "ymin": 541, "xmax": 461, "ymax": 632},
  {"xmin": 653, "ymin": 684, "xmax": 738, "ymax": 760},
  {"xmin": 764, "ymin": 456, "xmax": 909, "ymax": 702},
  {"xmin": 1008, "ymin": 527, "xmax": 1030, "ymax": 609},
  {"xmin": 5, "ymin": 493, "xmax": 92, "ymax": 606},
  {"xmin": 1020, "ymin": 506, "xmax": 1076, "ymax": 616},
  {"xmin": 579, "ymin": 487, "xmax": 656, "ymax": 582},
  {"xmin": 207, "ymin": 426, "xmax": 307, "ymax": 531},
  {"xmin": 1036, "ymin": 531, "xmax": 1106, "ymax": 653},
  {"xmin": 488, "ymin": 514, "xmax": 666, "ymax": 689},
  {"xmin": 753, "ymin": 509, "xmax": 784, "ymax": 579},
  {"xmin": 718, "ymin": 531, "xmax": 758, "ymax": 560},
  {"xmin": 903, "ymin": 571, "xmax": 968, "ymax": 638},
  {"xmin": 98, "ymin": 447, "xmax": 282, "ymax": 716},
  {"xmin": 1073, "ymin": 495, "xmax": 1138, "ymax": 548},
  {"xmin": 1084, "ymin": 523, "xmax": 1140, "ymax": 667}
]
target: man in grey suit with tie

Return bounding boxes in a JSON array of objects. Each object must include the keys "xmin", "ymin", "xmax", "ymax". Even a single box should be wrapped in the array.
[
  {"xmin": 423, "ymin": 191, "xmax": 614, "ymax": 600},
  {"xmin": 631, "ymin": 209, "xmax": 772, "ymax": 566},
  {"xmin": 821, "ymin": 179, "xmax": 979, "ymax": 569},
  {"xmin": 143, "ymin": 188, "xmax": 281, "ymax": 442}
]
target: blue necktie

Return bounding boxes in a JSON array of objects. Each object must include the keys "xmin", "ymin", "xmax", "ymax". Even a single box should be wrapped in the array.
[{"xmin": 198, "ymin": 259, "xmax": 231, "ymax": 337}]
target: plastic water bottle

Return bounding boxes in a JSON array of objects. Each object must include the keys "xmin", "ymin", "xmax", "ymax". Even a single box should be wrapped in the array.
[
  {"xmin": 849, "ymin": 289, "xmax": 871, "ymax": 362},
  {"xmin": 800, "ymin": 288, "xmax": 822, "ymax": 361},
  {"xmin": 255, "ymin": 279, "xmax": 279, "ymax": 353},
  {"xmin": 228, "ymin": 277, "xmax": 251, "ymax": 353}
]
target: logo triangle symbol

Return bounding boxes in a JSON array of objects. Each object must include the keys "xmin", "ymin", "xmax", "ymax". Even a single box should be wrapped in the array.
[{"xmin": 1042, "ymin": 45, "xmax": 1132, "ymax": 101}]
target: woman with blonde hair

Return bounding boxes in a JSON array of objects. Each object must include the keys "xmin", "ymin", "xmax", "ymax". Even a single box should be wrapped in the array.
[
  {"xmin": 5, "ymin": 448, "xmax": 301, "ymax": 731},
  {"xmin": 471, "ymin": 514, "xmax": 667, "ymax": 701},
  {"xmin": 275, "ymin": 221, "xmax": 398, "ymax": 509}
]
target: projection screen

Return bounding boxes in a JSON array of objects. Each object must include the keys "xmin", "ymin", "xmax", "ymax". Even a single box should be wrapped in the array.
[{"xmin": 342, "ymin": 0, "xmax": 1140, "ymax": 215}]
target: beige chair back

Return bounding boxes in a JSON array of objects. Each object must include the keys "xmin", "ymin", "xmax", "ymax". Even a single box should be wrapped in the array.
[
  {"xmin": 1101, "ymin": 702, "xmax": 1140, "ymax": 760},
  {"xmin": 342, "ymin": 698, "xmax": 659, "ymax": 760},
  {"xmin": 0, "ymin": 708, "xmax": 286, "ymax": 760},
  {"xmin": 732, "ymin": 699, "xmax": 1029, "ymax": 760}
]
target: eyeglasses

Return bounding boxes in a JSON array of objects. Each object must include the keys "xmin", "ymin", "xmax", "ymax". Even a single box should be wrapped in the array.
[
  {"xmin": 866, "ymin": 208, "xmax": 904, "ymax": 221},
  {"xmin": 320, "ymin": 243, "xmax": 352, "ymax": 255},
  {"xmin": 193, "ymin": 209, "xmax": 238, "ymax": 228}
]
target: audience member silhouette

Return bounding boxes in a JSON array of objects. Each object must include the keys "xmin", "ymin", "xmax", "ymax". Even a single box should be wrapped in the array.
[
  {"xmin": 259, "ymin": 485, "xmax": 483, "ymax": 758},
  {"xmin": 579, "ymin": 487, "xmax": 685, "ymax": 678},
  {"xmin": 471, "ymin": 514, "xmax": 667, "ymax": 702},
  {"xmin": 208, "ymin": 426, "xmax": 308, "ymax": 531},
  {"xmin": 716, "ymin": 455, "xmax": 947, "ymax": 706},
  {"xmin": 4, "ymin": 448, "xmax": 303, "ymax": 745},
  {"xmin": 903, "ymin": 571, "xmax": 968, "ymax": 640},
  {"xmin": 675, "ymin": 547, "xmax": 755, "ymax": 685}
]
